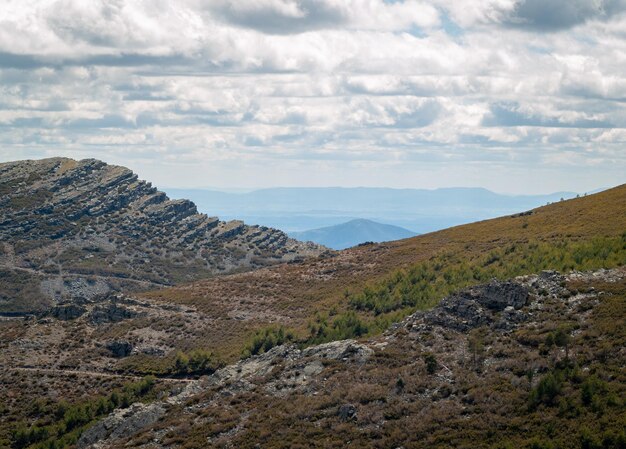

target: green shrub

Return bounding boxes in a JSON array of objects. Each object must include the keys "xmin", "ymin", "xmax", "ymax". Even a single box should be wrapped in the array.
[
  {"xmin": 174, "ymin": 350, "xmax": 220, "ymax": 375},
  {"xmin": 529, "ymin": 372, "xmax": 562, "ymax": 409},
  {"xmin": 581, "ymin": 375, "xmax": 606, "ymax": 406},
  {"xmin": 242, "ymin": 326, "xmax": 295, "ymax": 358},
  {"xmin": 424, "ymin": 353, "xmax": 438, "ymax": 374},
  {"xmin": 10, "ymin": 377, "xmax": 157, "ymax": 449},
  {"xmin": 305, "ymin": 311, "xmax": 368, "ymax": 346}
]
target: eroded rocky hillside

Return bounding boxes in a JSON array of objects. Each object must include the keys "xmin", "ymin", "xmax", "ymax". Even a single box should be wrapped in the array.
[
  {"xmin": 82, "ymin": 268, "xmax": 626, "ymax": 448},
  {"xmin": 0, "ymin": 158, "xmax": 324, "ymax": 313},
  {"xmin": 3, "ymin": 267, "xmax": 623, "ymax": 448}
]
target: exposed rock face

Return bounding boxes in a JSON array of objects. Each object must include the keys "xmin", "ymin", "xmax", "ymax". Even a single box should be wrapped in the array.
[
  {"xmin": 302, "ymin": 339, "xmax": 374, "ymax": 363},
  {"xmin": 77, "ymin": 402, "xmax": 166, "ymax": 449},
  {"xmin": 338, "ymin": 404, "xmax": 358, "ymax": 422},
  {"xmin": 89, "ymin": 303, "xmax": 138, "ymax": 324},
  {"xmin": 469, "ymin": 281, "xmax": 529, "ymax": 311},
  {"xmin": 49, "ymin": 304, "xmax": 86, "ymax": 320},
  {"xmin": 422, "ymin": 280, "xmax": 529, "ymax": 331},
  {"xmin": 0, "ymin": 157, "xmax": 325, "ymax": 313},
  {"xmin": 106, "ymin": 340, "xmax": 133, "ymax": 358},
  {"xmin": 206, "ymin": 339, "xmax": 374, "ymax": 397}
]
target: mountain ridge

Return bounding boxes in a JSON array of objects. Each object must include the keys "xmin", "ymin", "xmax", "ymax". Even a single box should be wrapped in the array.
[
  {"xmin": 0, "ymin": 157, "xmax": 325, "ymax": 313},
  {"xmin": 165, "ymin": 186, "xmax": 581, "ymax": 233}
]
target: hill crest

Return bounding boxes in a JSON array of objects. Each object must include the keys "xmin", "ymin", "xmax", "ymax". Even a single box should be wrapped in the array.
[{"xmin": 0, "ymin": 157, "xmax": 324, "ymax": 313}]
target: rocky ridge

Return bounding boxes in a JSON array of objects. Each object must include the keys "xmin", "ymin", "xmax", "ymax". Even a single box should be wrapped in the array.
[{"xmin": 0, "ymin": 158, "xmax": 325, "ymax": 313}]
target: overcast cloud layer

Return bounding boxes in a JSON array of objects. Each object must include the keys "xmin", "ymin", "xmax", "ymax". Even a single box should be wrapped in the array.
[{"xmin": 1, "ymin": 0, "xmax": 625, "ymax": 193}]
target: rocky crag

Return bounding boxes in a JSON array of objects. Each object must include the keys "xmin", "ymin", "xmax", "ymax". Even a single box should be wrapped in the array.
[{"xmin": 0, "ymin": 158, "xmax": 325, "ymax": 313}]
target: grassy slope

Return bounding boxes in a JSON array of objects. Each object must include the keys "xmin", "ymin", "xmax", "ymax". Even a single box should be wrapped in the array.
[{"xmin": 139, "ymin": 185, "xmax": 626, "ymax": 362}]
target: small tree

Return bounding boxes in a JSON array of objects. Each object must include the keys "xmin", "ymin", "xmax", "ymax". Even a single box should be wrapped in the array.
[
  {"xmin": 468, "ymin": 329, "xmax": 486, "ymax": 371},
  {"xmin": 395, "ymin": 376, "xmax": 405, "ymax": 393},
  {"xmin": 554, "ymin": 328, "xmax": 571, "ymax": 361},
  {"xmin": 529, "ymin": 372, "xmax": 562, "ymax": 408},
  {"xmin": 424, "ymin": 353, "xmax": 438, "ymax": 374}
]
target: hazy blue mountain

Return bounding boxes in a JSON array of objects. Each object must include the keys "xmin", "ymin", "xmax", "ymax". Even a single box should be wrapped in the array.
[
  {"xmin": 290, "ymin": 219, "xmax": 417, "ymax": 250},
  {"xmin": 165, "ymin": 187, "xmax": 579, "ymax": 234}
]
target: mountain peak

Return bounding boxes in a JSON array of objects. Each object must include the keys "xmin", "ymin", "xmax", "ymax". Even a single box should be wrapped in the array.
[{"xmin": 290, "ymin": 218, "xmax": 416, "ymax": 250}]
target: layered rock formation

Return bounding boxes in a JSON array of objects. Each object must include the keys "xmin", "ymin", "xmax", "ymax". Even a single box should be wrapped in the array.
[{"xmin": 0, "ymin": 158, "xmax": 325, "ymax": 313}]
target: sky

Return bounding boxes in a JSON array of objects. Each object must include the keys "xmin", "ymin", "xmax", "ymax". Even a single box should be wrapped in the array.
[{"xmin": 0, "ymin": 0, "xmax": 625, "ymax": 194}]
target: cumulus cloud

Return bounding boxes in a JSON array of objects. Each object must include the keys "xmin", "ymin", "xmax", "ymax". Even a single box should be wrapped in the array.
[
  {"xmin": 0, "ymin": 0, "xmax": 624, "ymax": 193},
  {"xmin": 205, "ymin": 0, "xmax": 440, "ymax": 34},
  {"xmin": 505, "ymin": 0, "xmax": 626, "ymax": 31},
  {"xmin": 435, "ymin": 0, "xmax": 626, "ymax": 30}
]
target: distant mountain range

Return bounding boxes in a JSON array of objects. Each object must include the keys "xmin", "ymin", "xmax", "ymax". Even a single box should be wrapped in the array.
[
  {"xmin": 165, "ymin": 187, "xmax": 582, "ymax": 234},
  {"xmin": 290, "ymin": 219, "xmax": 417, "ymax": 250}
]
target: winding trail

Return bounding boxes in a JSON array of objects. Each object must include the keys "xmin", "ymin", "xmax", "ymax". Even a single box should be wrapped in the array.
[
  {"xmin": 0, "ymin": 264, "xmax": 168, "ymax": 289},
  {"xmin": 1, "ymin": 366, "xmax": 196, "ymax": 384}
]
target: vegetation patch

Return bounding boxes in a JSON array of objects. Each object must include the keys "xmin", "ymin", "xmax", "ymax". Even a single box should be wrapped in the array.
[
  {"xmin": 283, "ymin": 235, "xmax": 626, "ymax": 348},
  {"xmin": 10, "ymin": 376, "xmax": 160, "ymax": 449}
]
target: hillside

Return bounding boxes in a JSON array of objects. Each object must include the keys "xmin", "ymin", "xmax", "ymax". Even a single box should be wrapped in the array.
[
  {"xmin": 1, "ymin": 185, "xmax": 623, "ymax": 375},
  {"xmin": 0, "ymin": 158, "xmax": 324, "ymax": 314},
  {"xmin": 90, "ymin": 268, "xmax": 626, "ymax": 448},
  {"xmin": 3, "ymin": 268, "xmax": 624, "ymax": 448},
  {"xmin": 166, "ymin": 186, "xmax": 579, "ymax": 233},
  {"xmin": 130, "ymin": 184, "xmax": 626, "ymax": 362},
  {"xmin": 0, "ymin": 184, "xmax": 625, "ymax": 448},
  {"xmin": 289, "ymin": 219, "xmax": 417, "ymax": 249}
]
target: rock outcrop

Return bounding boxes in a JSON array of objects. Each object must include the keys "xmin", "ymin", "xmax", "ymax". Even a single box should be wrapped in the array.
[
  {"xmin": 77, "ymin": 402, "xmax": 166, "ymax": 449},
  {"xmin": 0, "ymin": 158, "xmax": 326, "ymax": 313},
  {"xmin": 49, "ymin": 304, "xmax": 87, "ymax": 320},
  {"xmin": 206, "ymin": 339, "xmax": 373, "ymax": 397},
  {"xmin": 73, "ymin": 339, "xmax": 374, "ymax": 448},
  {"xmin": 89, "ymin": 303, "xmax": 139, "ymax": 324},
  {"xmin": 338, "ymin": 404, "xmax": 358, "ymax": 422},
  {"xmin": 106, "ymin": 340, "xmax": 133, "ymax": 358},
  {"xmin": 421, "ymin": 280, "xmax": 530, "ymax": 332}
]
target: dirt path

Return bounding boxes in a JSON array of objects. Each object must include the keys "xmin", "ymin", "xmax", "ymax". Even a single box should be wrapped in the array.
[
  {"xmin": 0, "ymin": 264, "xmax": 166, "ymax": 289},
  {"xmin": 1, "ymin": 366, "xmax": 196, "ymax": 384}
]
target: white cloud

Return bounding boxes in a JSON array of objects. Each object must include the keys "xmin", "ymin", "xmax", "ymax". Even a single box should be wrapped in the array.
[
  {"xmin": 205, "ymin": 0, "xmax": 440, "ymax": 33},
  {"xmin": 0, "ymin": 0, "xmax": 624, "ymax": 193}
]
